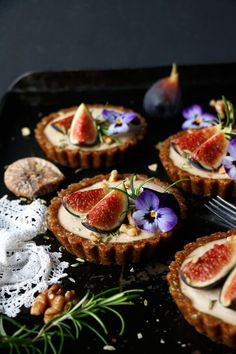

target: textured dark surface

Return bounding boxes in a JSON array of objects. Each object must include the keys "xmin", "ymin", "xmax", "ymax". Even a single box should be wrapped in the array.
[
  {"xmin": 1, "ymin": 0, "xmax": 236, "ymax": 98},
  {"xmin": 0, "ymin": 65, "xmax": 235, "ymax": 353}
]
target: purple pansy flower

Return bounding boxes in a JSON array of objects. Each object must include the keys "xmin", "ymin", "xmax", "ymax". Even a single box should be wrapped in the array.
[
  {"xmin": 132, "ymin": 189, "xmax": 178, "ymax": 233},
  {"xmin": 222, "ymin": 138, "xmax": 236, "ymax": 179},
  {"xmin": 182, "ymin": 104, "xmax": 217, "ymax": 130},
  {"xmin": 102, "ymin": 109, "xmax": 136, "ymax": 135}
]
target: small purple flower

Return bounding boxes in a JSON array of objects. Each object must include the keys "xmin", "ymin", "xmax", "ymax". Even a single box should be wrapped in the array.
[
  {"xmin": 222, "ymin": 138, "xmax": 236, "ymax": 179},
  {"xmin": 102, "ymin": 109, "xmax": 136, "ymax": 135},
  {"xmin": 132, "ymin": 190, "xmax": 178, "ymax": 233},
  {"xmin": 182, "ymin": 104, "xmax": 216, "ymax": 130}
]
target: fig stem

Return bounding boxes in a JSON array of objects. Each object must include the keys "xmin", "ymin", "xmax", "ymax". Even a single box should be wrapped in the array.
[{"xmin": 170, "ymin": 63, "xmax": 178, "ymax": 78}]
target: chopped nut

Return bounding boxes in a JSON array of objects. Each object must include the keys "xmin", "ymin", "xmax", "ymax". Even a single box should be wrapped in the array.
[
  {"xmin": 119, "ymin": 223, "xmax": 140, "ymax": 236},
  {"xmin": 90, "ymin": 232, "xmax": 100, "ymax": 242},
  {"xmin": 30, "ymin": 284, "xmax": 79, "ymax": 323},
  {"xmin": 30, "ymin": 293, "xmax": 48, "ymax": 315},
  {"xmin": 219, "ymin": 165, "xmax": 226, "ymax": 174},
  {"xmin": 108, "ymin": 170, "xmax": 118, "ymax": 182},
  {"xmin": 127, "ymin": 212, "xmax": 136, "ymax": 226},
  {"xmin": 21, "ymin": 127, "xmax": 31, "ymax": 137},
  {"xmin": 209, "ymin": 99, "xmax": 233, "ymax": 119},
  {"xmin": 104, "ymin": 136, "xmax": 113, "ymax": 145},
  {"xmin": 148, "ymin": 163, "xmax": 158, "ymax": 172},
  {"xmin": 155, "ymin": 142, "xmax": 162, "ymax": 150}
]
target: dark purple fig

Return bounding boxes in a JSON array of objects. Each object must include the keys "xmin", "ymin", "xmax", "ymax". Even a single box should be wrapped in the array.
[
  {"xmin": 180, "ymin": 237, "xmax": 236, "ymax": 289},
  {"xmin": 82, "ymin": 184, "xmax": 128, "ymax": 233},
  {"xmin": 220, "ymin": 265, "xmax": 236, "ymax": 308},
  {"xmin": 62, "ymin": 187, "xmax": 109, "ymax": 215},
  {"xmin": 143, "ymin": 63, "xmax": 181, "ymax": 119},
  {"xmin": 69, "ymin": 103, "xmax": 97, "ymax": 146}
]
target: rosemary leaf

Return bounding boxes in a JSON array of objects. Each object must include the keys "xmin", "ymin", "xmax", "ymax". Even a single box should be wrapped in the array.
[{"xmin": 0, "ymin": 288, "xmax": 143, "ymax": 354}]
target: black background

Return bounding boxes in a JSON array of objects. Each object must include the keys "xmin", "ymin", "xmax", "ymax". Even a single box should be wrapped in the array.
[{"xmin": 1, "ymin": 0, "xmax": 236, "ymax": 98}]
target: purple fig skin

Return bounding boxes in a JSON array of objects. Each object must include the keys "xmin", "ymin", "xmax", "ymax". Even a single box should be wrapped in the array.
[{"xmin": 143, "ymin": 64, "xmax": 181, "ymax": 119}]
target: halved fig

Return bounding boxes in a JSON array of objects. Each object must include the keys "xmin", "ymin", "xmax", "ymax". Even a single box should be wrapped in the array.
[
  {"xmin": 180, "ymin": 236, "xmax": 236, "ymax": 288},
  {"xmin": 171, "ymin": 125, "xmax": 219, "ymax": 157},
  {"xmin": 82, "ymin": 183, "xmax": 128, "ymax": 233},
  {"xmin": 220, "ymin": 265, "xmax": 236, "ymax": 308},
  {"xmin": 69, "ymin": 103, "xmax": 97, "ymax": 146},
  {"xmin": 51, "ymin": 114, "xmax": 73, "ymax": 134},
  {"xmin": 191, "ymin": 131, "xmax": 228, "ymax": 170},
  {"xmin": 62, "ymin": 187, "xmax": 109, "ymax": 216}
]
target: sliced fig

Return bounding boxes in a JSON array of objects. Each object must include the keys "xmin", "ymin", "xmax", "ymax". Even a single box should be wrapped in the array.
[
  {"xmin": 172, "ymin": 125, "xmax": 219, "ymax": 157},
  {"xmin": 220, "ymin": 265, "xmax": 236, "ymax": 308},
  {"xmin": 191, "ymin": 131, "xmax": 228, "ymax": 171},
  {"xmin": 82, "ymin": 184, "xmax": 128, "ymax": 233},
  {"xmin": 69, "ymin": 103, "xmax": 97, "ymax": 146},
  {"xmin": 180, "ymin": 236, "xmax": 236, "ymax": 288},
  {"xmin": 51, "ymin": 114, "xmax": 73, "ymax": 134},
  {"xmin": 62, "ymin": 187, "xmax": 109, "ymax": 216}
]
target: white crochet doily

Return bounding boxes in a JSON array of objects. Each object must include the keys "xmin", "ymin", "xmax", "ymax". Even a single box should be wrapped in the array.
[{"xmin": 0, "ymin": 196, "xmax": 69, "ymax": 317}]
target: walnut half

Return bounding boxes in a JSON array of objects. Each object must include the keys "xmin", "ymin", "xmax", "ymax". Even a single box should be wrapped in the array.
[{"xmin": 30, "ymin": 284, "xmax": 78, "ymax": 323}]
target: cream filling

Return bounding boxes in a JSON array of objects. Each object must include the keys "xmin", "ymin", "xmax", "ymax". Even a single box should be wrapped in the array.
[
  {"xmin": 44, "ymin": 108, "xmax": 140, "ymax": 151},
  {"xmin": 58, "ymin": 179, "xmax": 167, "ymax": 243},
  {"xmin": 180, "ymin": 238, "xmax": 236, "ymax": 325},
  {"xmin": 169, "ymin": 146, "xmax": 229, "ymax": 179}
]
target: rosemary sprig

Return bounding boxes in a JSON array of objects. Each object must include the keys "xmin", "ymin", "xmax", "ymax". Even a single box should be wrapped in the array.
[
  {"xmin": 0, "ymin": 288, "xmax": 143, "ymax": 354},
  {"xmin": 111, "ymin": 175, "xmax": 154, "ymax": 200}
]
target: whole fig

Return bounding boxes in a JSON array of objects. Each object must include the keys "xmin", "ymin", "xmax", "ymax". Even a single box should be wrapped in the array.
[{"xmin": 143, "ymin": 63, "xmax": 181, "ymax": 119}]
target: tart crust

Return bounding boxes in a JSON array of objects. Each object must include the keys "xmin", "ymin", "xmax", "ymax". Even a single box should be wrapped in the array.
[
  {"xmin": 35, "ymin": 104, "xmax": 147, "ymax": 168},
  {"xmin": 168, "ymin": 229, "xmax": 236, "ymax": 348},
  {"xmin": 47, "ymin": 173, "xmax": 187, "ymax": 265},
  {"xmin": 159, "ymin": 131, "xmax": 236, "ymax": 198}
]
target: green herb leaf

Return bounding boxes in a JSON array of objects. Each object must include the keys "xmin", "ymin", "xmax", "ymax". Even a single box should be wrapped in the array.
[{"xmin": 0, "ymin": 288, "xmax": 143, "ymax": 354}]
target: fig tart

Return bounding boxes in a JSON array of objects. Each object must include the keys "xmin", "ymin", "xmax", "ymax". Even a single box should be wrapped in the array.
[
  {"xmin": 47, "ymin": 171, "xmax": 186, "ymax": 265},
  {"xmin": 168, "ymin": 230, "xmax": 236, "ymax": 348},
  {"xmin": 159, "ymin": 125, "xmax": 236, "ymax": 198},
  {"xmin": 35, "ymin": 103, "xmax": 146, "ymax": 168}
]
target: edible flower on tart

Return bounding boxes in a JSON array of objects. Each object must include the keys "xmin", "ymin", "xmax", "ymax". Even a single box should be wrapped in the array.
[
  {"xmin": 159, "ymin": 97, "xmax": 236, "ymax": 197},
  {"xmin": 47, "ymin": 171, "xmax": 186, "ymax": 264},
  {"xmin": 182, "ymin": 104, "xmax": 217, "ymax": 130},
  {"xmin": 49, "ymin": 103, "xmax": 141, "ymax": 148},
  {"xmin": 36, "ymin": 103, "xmax": 146, "ymax": 169}
]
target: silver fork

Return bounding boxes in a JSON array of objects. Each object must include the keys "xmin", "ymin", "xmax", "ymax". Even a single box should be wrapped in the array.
[{"xmin": 205, "ymin": 196, "xmax": 236, "ymax": 229}]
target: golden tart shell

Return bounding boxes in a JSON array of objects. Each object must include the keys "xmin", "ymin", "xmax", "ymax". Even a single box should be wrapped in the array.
[
  {"xmin": 35, "ymin": 104, "xmax": 147, "ymax": 168},
  {"xmin": 159, "ymin": 131, "xmax": 236, "ymax": 198},
  {"xmin": 168, "ymin": 229, "xmax": 236, "ymax": 348},
  {"xmin": 47, "ymin": 173, "xmax": 187, "ymax": 265}
]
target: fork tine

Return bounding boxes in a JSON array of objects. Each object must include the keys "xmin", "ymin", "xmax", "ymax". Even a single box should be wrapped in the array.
[
  {"xmin": 205, "ymin": 204, "xmax": 236, "ymax": 229},
  {"xmin": 207, "ymin": 200, "xmax": 236, "ymax": 221},
  {"xmin": 216, "ymin": 196, "xmax": 236, "ymax": 213}
]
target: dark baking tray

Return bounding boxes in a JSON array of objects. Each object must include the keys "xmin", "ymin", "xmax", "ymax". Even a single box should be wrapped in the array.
[{"xmin": 0, "ymin": 63, "xmax": 236, "ymax": 354}]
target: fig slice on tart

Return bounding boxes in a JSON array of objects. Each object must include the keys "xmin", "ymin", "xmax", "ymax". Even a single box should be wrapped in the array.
[
  {"xmin": 220, "ymin": 265, "xmax": 236, "ymax": 308},
  {"xmin": 172, "ymin": 125, "xmax": 220, "ymax": 157},
  {"xmin": 180, "ymin": 235, "xmax": 236, "ymax": 289},
  {"xmin": 62, "ymin": 187, "xmax": 109, "ymax": 216},
  {"xmin": 82, "ymin": 183, "xmax": 129, "ymax": 233},
  {"xmin": 69, "ymin": 103, "xmax": 97, "ymax": 146},
  {"xmin": 51, "ymin": 114, "xmax": 74, "ymax": 134},
  {"xmin": 190, "ymin": 130, "xmax": 228, "ymax": 171}
]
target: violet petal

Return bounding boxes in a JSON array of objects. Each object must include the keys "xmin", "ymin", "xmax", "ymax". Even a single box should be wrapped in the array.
[
  {"xmin": 222, "ymin": 156, "xmax": 236, "ymax": 179},
  {"xmin": 228, "ymin": 138, "xmax": 236, "ymax": 159},
  {"xmin": 135, "ymin": 190, "xmax": 159, "ymax": 212},
  {"xmin": 157, "ymin": 207, "xmax": 178, "ymax": 232},
  {"xmin": 182, "ymin": 105, "xmax": 202, "ymax": 120}
]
